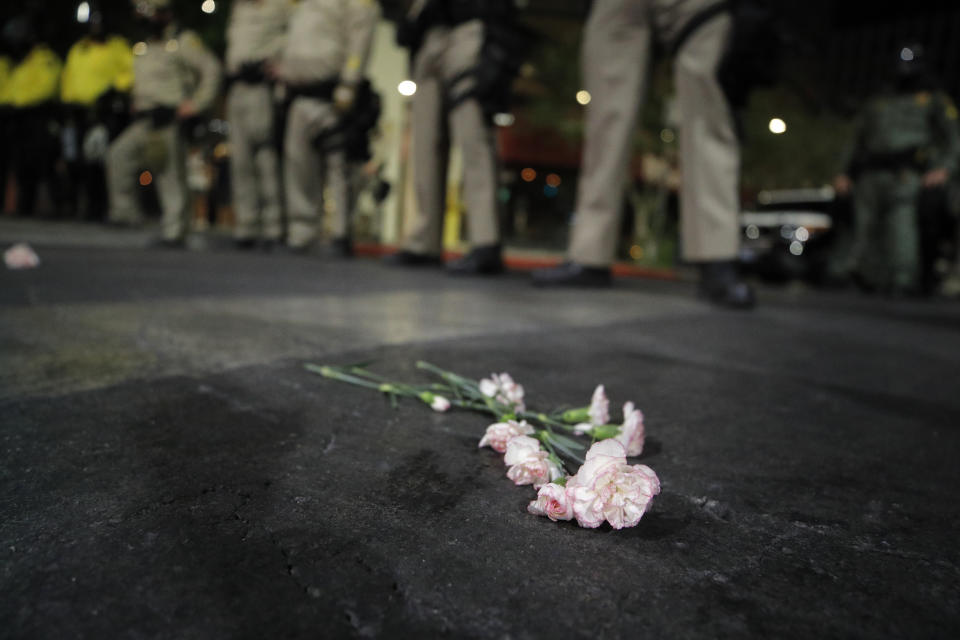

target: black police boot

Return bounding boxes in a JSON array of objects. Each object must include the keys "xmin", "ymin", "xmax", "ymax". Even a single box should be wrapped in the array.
[
  {"xmin": 531, "ymin": 261, "xmax": 613, "ymax": 287},
  {"xmin": 383, "ymin": 249, "xmax": 443, "ymax": 267},
  {"xmin": 446, "ymin": 244, "xmax": 504, "ymax": 275},
  {"xmin": 698, "ymin": 260, "xmax": 755, "ymax": 309},
  {"xmin": 330, "ymin": 236, "xmax": 354, "ymax": 258}
]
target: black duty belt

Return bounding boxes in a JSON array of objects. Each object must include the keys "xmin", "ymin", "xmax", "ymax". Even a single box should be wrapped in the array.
[
  {"xmin": 228, "ymin": 61, "xmax": 269, "ymax": 86},
  {"xmin": 287, "ymin": 79, "xmax": 338, "ymax": 101},
  {"xmin": 860, "ymin": 148, "xmax": 926, "ymax": 171},
  {"xmin": 135, "ymin": 107, "xmax": 176, "ymax": 128}
]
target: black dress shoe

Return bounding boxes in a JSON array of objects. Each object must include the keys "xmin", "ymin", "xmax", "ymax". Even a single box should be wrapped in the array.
[
  {"xmin": 446, "ymin": 244, "xmax": 504, "ymax": 275},
  {"xmin": 532, "ymin": 261, "xmax": 613, "ymax": 287},
  {"xmin": 698, "ymin": 261, "xmax": 756, "ymax": 309},
  {"xmin": 233, "ymin": 237, "xmax": 257, "ymax": 250},
  {"xmin": 383, "ymin": 249, "xmax": 443, "ymax": 267},
  {"xmin": 331, "ymin": 236, "xmax": 354, "ymax": 258}
]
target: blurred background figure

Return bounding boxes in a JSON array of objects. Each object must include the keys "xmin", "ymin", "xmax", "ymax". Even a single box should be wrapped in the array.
[
  {"xmin": 60, "ymin": 3, "xmax": 134, "ymax": 221},
  {"xmin": 106, "ymin": 0, "xmax": 221, "ymax": 247},
  {"xmin": 0, "ymin": 31, "xmax": 11, "ymax": 213},
  {"xmin": 279, "ymin": 0, "xmax": 381, "ymax": 255},
  {"xmin": 533, "ymin": 0, "xmax": 754, "ymax": 308},
  {"xmin": 0, "ymin": 15, "xmax": 63, "ymax": 217},
  {"xmin": 389, "ymin": 0, "xmax": 519, "ymax": 274},
  {"xmin": 225, "ymin": 0, "xmax": 291, "ymax": 251},
  {"xmin": 832, "ymin": 43, "xmax": 959, "ymax": 296}
]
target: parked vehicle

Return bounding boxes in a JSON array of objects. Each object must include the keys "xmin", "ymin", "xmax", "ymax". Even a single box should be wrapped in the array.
[{"xmin": 739, "ymin": 187, "xmax": 839, "ymax": 283}]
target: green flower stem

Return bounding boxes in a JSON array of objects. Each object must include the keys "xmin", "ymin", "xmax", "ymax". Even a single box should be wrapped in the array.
[
  {"xmin": 591, "ymin": 424, "xmax": 621, "ymax": 440},
  {"xmin": 416, "ymin": 361, "xmax": 480, "ymax": 392},
  {"xmin": 561, "ymin": 407, "xmax": 591, "ymax": 424},
  {"xmin": 304, "ymin": 364, "xmax": 384, "ymax": 391},
  {"xmin": 346, "ymin": 367, "xmax": 426, "ymax": 397},
  {"xmin": 536, "ymin": 432, "xmax": 576, "ymax": 475},
  {"xmin": 438, "ymin": 396, "xmax": 488, "ymax": 412},
  {"xmin": 311, "ymin": 362, "xmax": 590, "ymax": 468},
  {"xmin": 518, "ymin": 411, "xmax": 575, "ymax": 431},
  {"xmin": 347, "ymin": 366, "xmax": 393, "ymax": 384}
]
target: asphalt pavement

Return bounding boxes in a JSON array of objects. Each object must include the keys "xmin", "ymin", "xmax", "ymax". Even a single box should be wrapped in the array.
[{"xmin": 2, "ymin": 219, "xmax": 959, "ymax": 639}]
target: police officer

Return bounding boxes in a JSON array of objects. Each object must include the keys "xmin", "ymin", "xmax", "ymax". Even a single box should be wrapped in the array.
[
  {"xmin": 61, "ymin": 6, "xmax": 134, "ymax": 220},
  {"xmin": 225, "ymin": 0, "xmax": 291, "ymax": 250},
  {"xmin": 833, "ymin": 44, "xmax": 959, "ymax": 295},
  {"xmin": 106, "ymin": 0, "xmax": 221, "ymax": 246},
  {"xmin": 532, "ymin": 0, "xmax": 754, "ymax": 308},
  {"xmin": 389, "ymin": 0, "xmax": 516, "ymax": 274},
  {"xmin": 279, "ymin": 0, "xmax": 381, "ymax": 254},
  {"xmin": 0, "ymin": 16, "xmax": 63, "ymax": 217}
]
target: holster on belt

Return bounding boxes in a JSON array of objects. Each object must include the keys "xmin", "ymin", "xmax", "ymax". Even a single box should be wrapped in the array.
[
  {"xmin": 311, "ymin": 79, "xmax": 381, "ymax": 163},
  {"xmin": 287, "ymin": 79, "xmax": 338, "ymax": 101}
]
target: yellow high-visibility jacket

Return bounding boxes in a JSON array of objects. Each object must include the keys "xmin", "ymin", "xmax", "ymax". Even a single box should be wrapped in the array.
[
  {"xmin": 0, "ymin": 56, "xmax": 12, "ymax": 101},
  {"xmin": 0, "ymin": 45, "xmax": 62, "ymax": 108},
  {"xmin": 61, "ymin": 36, "xmax": 134, "ymax": 106}
]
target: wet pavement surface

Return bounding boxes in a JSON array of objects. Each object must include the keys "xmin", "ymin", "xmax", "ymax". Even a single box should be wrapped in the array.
[{"xmin": 2, "ymin": 223, "xmax": 960, "ymax": 638}]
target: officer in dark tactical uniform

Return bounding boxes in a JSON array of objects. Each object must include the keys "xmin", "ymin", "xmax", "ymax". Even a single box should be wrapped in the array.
[{"xmin": 833, "ymin": 44, "xmax": 960, "ymax": 295}]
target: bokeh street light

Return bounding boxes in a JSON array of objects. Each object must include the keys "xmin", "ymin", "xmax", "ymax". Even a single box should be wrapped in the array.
[{"xmin": 768, "ymin": 118, "xmax": 787, "ymax": 134}]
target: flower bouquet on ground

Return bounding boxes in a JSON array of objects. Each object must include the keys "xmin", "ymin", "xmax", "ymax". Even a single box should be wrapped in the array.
[{"xmin": 306, "ymin": 361, "xmax": 660, "ymax": 530}]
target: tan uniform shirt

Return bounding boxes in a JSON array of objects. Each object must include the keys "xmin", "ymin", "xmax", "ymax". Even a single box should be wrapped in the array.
[
  {"xmin": 132, "ymin": 25, "xmax": 222, "ymax": 112},
  {"xmin": 226, "ymin": 0, "xmax": 292, "ymax": 74},
  {"xmin": 280, "ymin": 0, "xmax": 380, "ymax": 85}
]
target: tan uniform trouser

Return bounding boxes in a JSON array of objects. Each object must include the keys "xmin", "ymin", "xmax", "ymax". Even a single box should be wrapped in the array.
[
  {"xmin": 107, "ymin": 118, "xmax": 189, "ymax": 241},
  {"xmin": 404, "ymin": 19, "xmax": 499, "ymax": 254},
  {"xmin": 570, "ymin": 0, "xmax": 739, "ymax": 266},
  {"xmin": 228, "ymin": 82, "xmax": 283, "ymax": 241},
  {"xmin": 283, "ymin": 95, "xmax": 351, "ymax": 248}
]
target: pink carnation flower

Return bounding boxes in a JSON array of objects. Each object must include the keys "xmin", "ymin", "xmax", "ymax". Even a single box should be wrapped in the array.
[
  {"xmin": 602, "ymin": 463, "xmax": 660, "ymax": 529},
  {"xmin": 527, "ymin": 482, "xmax": 573, "ymax": 521},
  {"xmin": 504, "ymin": 435, "xmax": 563, "ymax": 488},
  {"xmin": 430, "ymin": 396, "xmax": 451, "ymax": 412},
  {"xmin": 478, "ymin": 420, "xmax": 534, "ymax": 453},
  {"xmin": 567, "ymin": 440, "xmax": 660, "ymax": 529},
  {"xmin": 479, "ymin": 372, "xmax": 526, "ymax": 413},
  {"xmin": 615, "ymin": 401, "xmax": 646, "ymax": 456},
  {"xmin": 4, "ymin": 243, "xmax": 40, "ymax": 270},
  {"xmin": 588, "ymin": 384, "xmax": 610, "ymax": 426},
  {"xmin": 503, "ymin": 435, "xmax": 541, "ymax": 465},
  {"xmin": 573, "ymin": 384, "xmax": 610, "ymax": 434}
]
